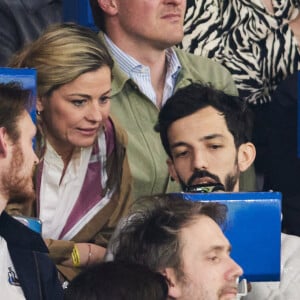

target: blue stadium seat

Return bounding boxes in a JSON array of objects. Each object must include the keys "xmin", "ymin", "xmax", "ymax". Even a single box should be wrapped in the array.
[
  {"xmin": 176, "ymin": 191, "xmax": 281, "ymax": 282},
  {"xmin": 63, "ymin": 0, "xmax": 97, "ymax": 31},
  {"xmin": 0, "ymin": 68, "xmax": 36, "ymax": 123}
]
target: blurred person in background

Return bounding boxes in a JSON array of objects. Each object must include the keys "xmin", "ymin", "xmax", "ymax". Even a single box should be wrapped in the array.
[{"xmin": 0, "ymin": 0, "xmax": 62, "ymax": 66}]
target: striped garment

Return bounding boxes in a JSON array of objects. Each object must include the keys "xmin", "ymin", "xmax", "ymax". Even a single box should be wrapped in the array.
[{"xmin": 181, "ymin": 0, "xmax": 300, "ymax": 104}]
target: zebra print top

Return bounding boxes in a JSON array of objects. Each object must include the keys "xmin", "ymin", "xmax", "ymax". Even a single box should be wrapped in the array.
[{"xmin": 181, "ymin": 0, "xmax": 300, "ymax": 104}]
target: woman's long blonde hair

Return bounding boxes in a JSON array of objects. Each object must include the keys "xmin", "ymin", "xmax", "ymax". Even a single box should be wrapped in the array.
[
  {"xmin": 9, "ymin": 22, "xmax": 113, "ymax": 97},
  {"xmin": 9, "ymin": 23, "xmax": 114, "ymax": 157}
]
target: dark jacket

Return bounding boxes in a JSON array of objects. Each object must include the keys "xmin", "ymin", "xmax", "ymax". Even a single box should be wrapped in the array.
[
  {"xmin": 0, "ymin": 0, "xmax": 62, "ymax": 66},
  {"xmin": 0, "ymin": 211, "xmax": 63, "ymax": 299}
]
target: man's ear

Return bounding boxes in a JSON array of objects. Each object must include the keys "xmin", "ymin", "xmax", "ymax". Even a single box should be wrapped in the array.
[
  {"xmin": 161, "ymin": 268, "xmax": 182, "ymax": 299},
  {"xmin": 237, "ymin": 142, "xmax": 256, "ymax": 172},
  {"xmin": 167, "ymin": 158, "xmax": 179, "ymax": 183},
  {"xmin": 97, "ymin": 0, "xmax": 118, "ymax": 15},
  {"xmin": 0, "ymin": 127, "xmax": 8, "ymax": 158}
]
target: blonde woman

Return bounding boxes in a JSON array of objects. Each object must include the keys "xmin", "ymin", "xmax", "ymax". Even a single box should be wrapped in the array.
[{"xmin": 9, "ymin": 23, "xmax": 132, "ymax": 281}]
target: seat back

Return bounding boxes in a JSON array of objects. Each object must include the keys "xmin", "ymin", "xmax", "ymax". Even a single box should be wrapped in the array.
[{"xmin": 178, "ymin": 191, "xmax": 281, "ymax": 281}]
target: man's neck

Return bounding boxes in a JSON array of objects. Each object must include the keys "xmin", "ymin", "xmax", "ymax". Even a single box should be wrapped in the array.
[
  {"xmin": 106, "ymin": 29, "xmax": 168, "ymax": 65},
  {"xmin": 106, "ymin": 33, "xmax": 170, "ymax": 108},
  {"xmin": 0, "ymin": 184, "xmax": 8, "ymax": 214},
  {"xmin": 148, "ymin": 55, "xmax": 168, "ymax": 108},
  {"xmin": 0, "ymin": 199, "xmax": 7, "ymax": 215}
]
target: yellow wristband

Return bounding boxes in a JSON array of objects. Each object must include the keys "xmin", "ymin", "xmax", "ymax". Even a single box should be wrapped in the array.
[{"xmin": 71, "ymin": 245, "xmax": 80, "ymax": 267}]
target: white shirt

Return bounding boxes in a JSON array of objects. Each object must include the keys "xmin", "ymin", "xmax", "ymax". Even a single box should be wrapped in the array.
[
  {"xmin": 39, "ymin": 143, "xmax": 88, "ymax": 239},
  {"xmin": 104, "ymin": 34, "xmax": 181, "ymax": 107},
  {"xmin": 244, "ymin": 233, "xmax": 300, "ymax": 299},
  {"xmin": 39, "ymin": 130, "xmax": 111, "ymax": 240},
  {"xmin": 0, "ymin": 236, "xmax": 25, "ymax": 300}
]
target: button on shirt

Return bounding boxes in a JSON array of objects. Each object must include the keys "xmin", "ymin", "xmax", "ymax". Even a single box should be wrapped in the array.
[{"xmin": 104, "ymin": 34, "xmax": 182, "ymax": 107}]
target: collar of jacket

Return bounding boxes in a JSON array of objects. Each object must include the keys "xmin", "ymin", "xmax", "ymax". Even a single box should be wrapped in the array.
[
  {"xmin": 0, "ymin": 211, "xmax": 48, "ymax": 252},
  {"xmin": 98, "ymin": 32, "xmax": 194, "ymax": 98}
]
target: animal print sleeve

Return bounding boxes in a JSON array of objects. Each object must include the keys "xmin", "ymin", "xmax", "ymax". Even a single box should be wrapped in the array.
[{"xmin": 272, "ymin": 0, "xmax": 300, "ymax": 20}]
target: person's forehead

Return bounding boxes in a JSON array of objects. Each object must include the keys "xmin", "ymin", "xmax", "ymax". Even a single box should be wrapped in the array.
[
  {"xmin": 180, "ymin": 215, "xmax": 229, "ymax": 252},
  {"xmin": 175, "ymin": 107, "xmax": 226, "ymax": 129},
  {"xmin": 167, "ymin": 107, "xmax": 232, "ymax": 144}
]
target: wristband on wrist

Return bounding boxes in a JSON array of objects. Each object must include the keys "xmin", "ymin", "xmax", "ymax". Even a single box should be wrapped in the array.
[{"xmin": 71, "ymin": 245, "xmax": 80, "ymax": 267}]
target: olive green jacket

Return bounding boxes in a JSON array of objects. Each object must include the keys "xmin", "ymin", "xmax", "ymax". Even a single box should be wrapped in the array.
[{"xmin": 100, "ymin": 32, "xmax": 254, "ymax": 200}]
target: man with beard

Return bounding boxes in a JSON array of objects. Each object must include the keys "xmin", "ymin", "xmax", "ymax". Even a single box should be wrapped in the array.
[
  {"xmin": 88, "ymin": 0, "xmax": 256, "ymax": 203},
  {"xmin": 105, "ymin": 82, "xmax": 250, "ymax": 299},
  {"xmin": 109, "ymin": 193, "xmax": 243, "ymax": 300},
  {"xmin": 0, "ymin": 82, "xmax": 63, "ymax": 299},
  {"xmin": 157, "ymin": 82, "xmax": 256, "ymax": 193},
  {"xmin": 156, "ymin": 82, "xmax": 300, "ymax": 300}
]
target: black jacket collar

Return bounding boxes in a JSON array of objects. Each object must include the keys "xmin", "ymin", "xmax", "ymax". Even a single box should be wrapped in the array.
[{"xmin": 0, "ymin": 211, "xmax": 47, "ymax": 252}]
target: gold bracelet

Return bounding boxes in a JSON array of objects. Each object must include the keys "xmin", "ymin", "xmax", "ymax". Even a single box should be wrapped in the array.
[
  {"xmin": 87, "ymin": 244, "xmax": 92, "ymax": 266},
  {"xmin": 71, "ymin": 245, "xmax": 80, "ymax": 267}
]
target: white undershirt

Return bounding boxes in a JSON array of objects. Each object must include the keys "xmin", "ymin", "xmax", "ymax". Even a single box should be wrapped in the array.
[
  {"xmin": 0, "ymin": 236, "xmax": 25, "ymax": 299},
  {"xmin": 39, "ymin": 143, "xmax": 91, "ymax": 239}
]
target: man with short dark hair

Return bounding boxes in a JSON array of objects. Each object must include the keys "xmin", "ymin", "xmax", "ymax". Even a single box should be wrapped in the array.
[
  {"xmin": 65, "ymin": 261, "xmax": 168, "ymax": 300},
  {"xmin": 88, "ymin": 0, "xmax": 256, "ymax": 202},
  {"xmin": 0, "ymin": 82, "xmax": 63, "ymax": 299},
  {"xmin": 156, "ymin": 82, "xmax": 300, "ymax": 299},
  {"xmin": 111, "ymin": 194, "xmax": 243, "ymax": 300},
  {"xmin": 156, "ymin": 82, "xmax": 256, "ymax": 193}
]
